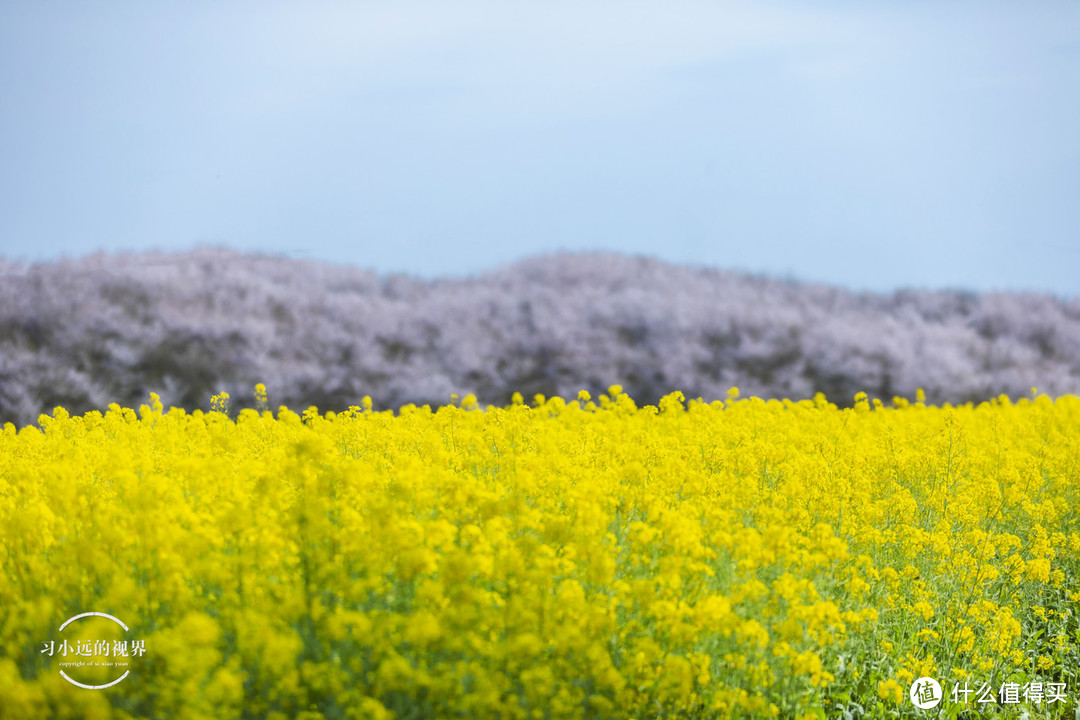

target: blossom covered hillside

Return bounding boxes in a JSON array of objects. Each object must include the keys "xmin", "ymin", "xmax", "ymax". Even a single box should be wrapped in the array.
[{"xmin": 1, "ymin": 248, "xmax": 1078, "ymax": 426}]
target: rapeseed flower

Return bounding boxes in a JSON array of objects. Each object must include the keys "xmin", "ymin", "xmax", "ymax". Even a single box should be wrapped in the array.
[{"xmin": 3, "ymin": 389, "xmax": 1078, "ymax": 717}]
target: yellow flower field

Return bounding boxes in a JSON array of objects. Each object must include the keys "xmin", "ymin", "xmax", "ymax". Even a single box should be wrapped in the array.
[{"xmin": 1, "ymin": 387, "xmax": 1078, "ymax": 719}]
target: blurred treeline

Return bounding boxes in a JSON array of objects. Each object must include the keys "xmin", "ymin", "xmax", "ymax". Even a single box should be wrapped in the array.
[{"xmin": 1, "ymin": 248, "xmax": 1078, "ymax": 427}]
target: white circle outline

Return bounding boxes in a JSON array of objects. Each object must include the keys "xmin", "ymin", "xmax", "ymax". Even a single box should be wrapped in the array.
[
  {"xmin": 60, "ymin": 669, "xmax": 130, "ymax": 690},
  {"xmin": 56, "ymin": 611, "xmax": 133, "ymax": 690},
  {"xmin": 59, "ymin": 611, "xmax": 129, "ymax": 632}
]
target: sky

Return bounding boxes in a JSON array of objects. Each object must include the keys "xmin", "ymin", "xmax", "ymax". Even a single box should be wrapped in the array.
[{"xmin": 1, "ymin": 1, "xmax": 1078, "ymax": 296}]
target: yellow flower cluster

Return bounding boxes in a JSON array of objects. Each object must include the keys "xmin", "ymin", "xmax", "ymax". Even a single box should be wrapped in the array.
[{"xmin": 1, "ymin": 387, "xmax": 1078, "ymax": 718}]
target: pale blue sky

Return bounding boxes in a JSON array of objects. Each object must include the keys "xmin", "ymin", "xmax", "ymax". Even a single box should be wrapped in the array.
[{"xmin": 2, "ymin": 1, "xmax": 1078, "ymax": 295}]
